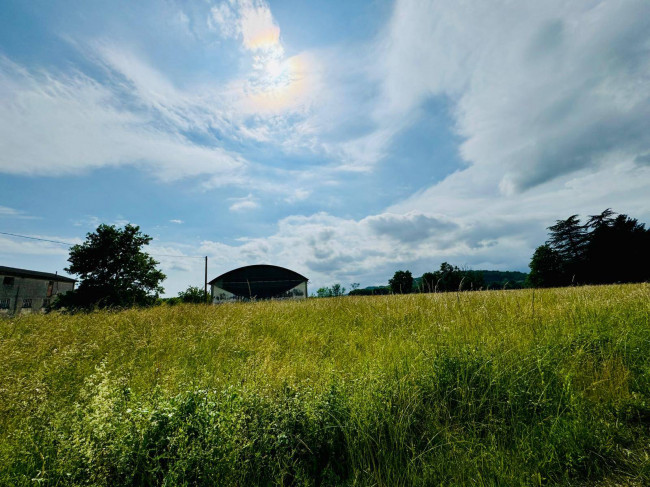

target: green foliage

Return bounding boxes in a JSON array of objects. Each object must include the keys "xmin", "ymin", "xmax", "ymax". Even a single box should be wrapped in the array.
[
  {"xmin": 528, "ymin": 244, "xmax": 565, "ymax": 288},
  {"xmin": 530, "ymin": 209, "xmax": 650, "ymax": 287},
  {"xmin": 330, "ymin": 283, "xmax": 345, "ymax": 297},
  {"xmin": 480, "ymin": 270, "xmax": 528, "ymax": 289},
  {"xmin": 2, "ymin": 285, "xmax": 650, "ymax": 485},
  {"xmin": 178, "ymin": 285, "xmax": 207, "ymax": 304},
  {"xmin": 348, "ymin": 286, "xmax": 390, "ymax": 296},
  {"xmin": 421, "ymin": 262, "xmax": 486, "ymax": 292},
  {"xmin": 316, "ymin": 287, "xmax": 331, "ymax": 298},
  {"xmin": 315, "ymin": 284, "xmax": 345, "ymax": 298},
  {"xmin": 55, "ymin": 224, "xmax": 165, "ymax": 310},
  {"xmin": 389, "ymin": 270, "xmax": 413, "ymax": 294}
]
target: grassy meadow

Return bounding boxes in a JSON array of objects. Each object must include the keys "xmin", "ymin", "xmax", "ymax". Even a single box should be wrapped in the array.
[{"xmin": 1, "ymin": 284, "xmax": 649, "ymax": 486}]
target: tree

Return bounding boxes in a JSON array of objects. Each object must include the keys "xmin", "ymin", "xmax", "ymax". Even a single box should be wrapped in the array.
[
  {"xmin": 55, "ymin": 224, "xmax": 166, "ymax": 309},
  {"xmin": 178, "ymin": 285, "xmax": 207, "ymax": 304},
  {"xmin": 585, "ymin": 213, "xmax": 650, "ymax": 284},
  {"xmin": 389, "ymin": 270, "xmax": 413, "ymax": 294},
  {"xmin": 547, "ymin": 215, "xmax": 588, "ymax": 283},
  {"xmin": 330, "ymin": 283, "xmax": 346, "ymax": 297},
  {"xmin": 316, "ymin": 284, "xmax": 346, "ymax": 297},
  {"xmin": 528, "ymin": 209, "xmax": 650, "ymax": 287},
  {"xmin": 527, "ymin": 244, "xmax": 565, "ymax": 288},
  {"xmin": 421, "ymin": 262, "xmax": 485, "ymax": 293},
  {"xmin": 316, "ymin": 287, "xmax": 332, "ymax": 298}
]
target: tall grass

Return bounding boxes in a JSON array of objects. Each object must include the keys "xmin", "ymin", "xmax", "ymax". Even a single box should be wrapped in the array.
[{"xmin": 1, "ymin": 284, "xmax": 649, "ymax": 485}]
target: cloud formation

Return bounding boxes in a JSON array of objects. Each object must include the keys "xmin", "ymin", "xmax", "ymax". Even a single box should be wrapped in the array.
[
  {"xmin": 0, "ymin": 56, "xmax": 247, "ymax": 181},
  {"xmin": 377, "ymin": 0, "xmax": 650, "ymax": 192}
]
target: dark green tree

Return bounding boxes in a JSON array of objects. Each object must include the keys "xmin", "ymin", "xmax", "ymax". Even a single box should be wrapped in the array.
[
  {"xmin": 389, "ymin": 270, "xmax": 413, "ymax": 294},
  {"xmin": 56, "ymin": 224, "xmax": 165, "ymax": 310},
  {"xmin": 528, "ymin": 209, "xmax": 650, "ymax": 287},
  {"xmin": 547, "ymin": 215, "xmax": 588, "ymax": 283},
  {"xmin": 330, "ymin": 283, "xmax": 346, "ymax": 297},
  {"xmin": 585, "ymin": 212, "xmax": 650, "ymax": 284},
  {"xmin": 527, "ymin": 244, "xmax": 565, "ymax": 288},
  {"xmin": 178, "ymin": 285, "xmax": 207, "ymax": 303},
  {"xmin": 421, "ymin": 262, "xmax": 485, "ymax": 292}
]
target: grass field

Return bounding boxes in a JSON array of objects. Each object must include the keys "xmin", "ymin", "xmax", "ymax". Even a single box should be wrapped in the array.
[{"xmin": 1, "ymin": 284, "xmax": 649, "ymax": 486}]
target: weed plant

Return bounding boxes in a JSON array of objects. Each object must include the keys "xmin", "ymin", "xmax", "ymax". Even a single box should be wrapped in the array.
[{"xmin": 1, "ymin": 284, "xmax": 649, "ymax": 485}]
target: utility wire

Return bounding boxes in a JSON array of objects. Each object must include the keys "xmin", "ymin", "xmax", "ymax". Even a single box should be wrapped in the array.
[
  {"xmin": 0, "ymin": 230, "xmax": 204, "ymax": 259},
  {"xmin": 0, "ymin": 231, "xmax": 72, "ymax": 246}
]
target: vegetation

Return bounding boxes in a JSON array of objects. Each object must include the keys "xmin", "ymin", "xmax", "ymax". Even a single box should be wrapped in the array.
[
  {"xmin": 389, "ymin": 270, "xmax": 413, "ymax": 294},
  {"xmin": 315, "ymin": 283, "xmax": 346, "ymax": 297},
  {"xmin": 177, "ymin": 285, "xmax": 208, "ymax": 304},
  {"xmin": 347, "ymin": 286, "xmax": 390, "ymax": 296},
  {"xmin": 54, "ymin": 224, "xmax": 166, "ymax": 310},
  {"xmin": 420, "ymin": 262, "xmax": 486, "ymax": 292},
  {"xmin": 480, "ymin": 270, "xmax": 528, "ymax": 289},
  {"xmin": 2, "ymin": 284, "xmax": 649, "ymax": 485},
  {"xmin": 529, "ymin": 209, "xmax": 650, "ymax": 287}
]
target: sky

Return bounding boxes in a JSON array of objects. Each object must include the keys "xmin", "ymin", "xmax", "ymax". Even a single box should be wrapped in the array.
[{"xmin": 1, "ymin": 0, "xmax": 649, "ymax": 296}]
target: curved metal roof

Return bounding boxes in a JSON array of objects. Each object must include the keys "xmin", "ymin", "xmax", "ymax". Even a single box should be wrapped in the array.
[{"xmin": 209, "ymin": 264, "xmax": 308, "ymax": 299}]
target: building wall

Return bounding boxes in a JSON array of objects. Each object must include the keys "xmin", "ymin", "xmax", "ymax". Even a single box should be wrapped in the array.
[
  {"xmin": 0, "ymin": 275, "xmax": 74, "ymax": 315},
  {"xmin": 211, "ymin": 285, "xmax": 236, "ymax": 303},
  {"xmin": 281, "ymin": 281, "xmax": 307, "ymax": 299}
]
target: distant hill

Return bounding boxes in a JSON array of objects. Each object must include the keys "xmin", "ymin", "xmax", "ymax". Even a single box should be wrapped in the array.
[{"xmin": 479, "ymin": 270, "xmax": 528, "ymax": 289}]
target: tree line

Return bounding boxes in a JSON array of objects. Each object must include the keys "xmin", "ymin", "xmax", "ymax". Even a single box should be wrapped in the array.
[
  {"xmin": 51, "ymin": 208, "xmax": 649, "ymax": 310},
  {"xmin": 528, "ymin": 209, "xmax": 650, "ymax": 287},
  {"xmin": 330, "ymin": 209, "xmax": 649, "ymax": 295}
]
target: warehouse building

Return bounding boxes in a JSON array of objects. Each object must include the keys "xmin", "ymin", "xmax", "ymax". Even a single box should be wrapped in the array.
[
  {"xmin": 0, "ymin": 266, "xmax": 76, "ymax": 315},
  {"xmin": 209, "ymin": 264, "xmax": 308, "ymax": 302}
]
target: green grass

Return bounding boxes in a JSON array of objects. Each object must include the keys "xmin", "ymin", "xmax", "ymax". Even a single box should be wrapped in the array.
[{"xmin": 1, "ymin": 284, "xmax": 649, "ymax": 486}]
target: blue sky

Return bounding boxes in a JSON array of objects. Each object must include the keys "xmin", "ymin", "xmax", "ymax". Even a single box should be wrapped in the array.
[{"xmin": 1, "ymin": 0, "xmax": 649, "ymax": 295}]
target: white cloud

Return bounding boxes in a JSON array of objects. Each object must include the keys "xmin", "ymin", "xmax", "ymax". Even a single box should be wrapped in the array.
[
  {"xmin": 0, "ymin": 233, "xmax": 79, "ymax": 257},
  {"xmin": 228, "ymin": 193, "xmax": 259, "ymax": 211},
  {"xmin": 210, "ymin": 0, "xmax": 281, "ymax": 52},
  {"xmin": 284, "ymin": 188, "xmax": 310, "ymax": 204},
  {"xmin": 0, "ymin": 56, "xmax": 248, "ymax": 182},
  {"xmin": 376, "ymin": 0, "xmax": 650, "ymax": 191},
  {"xmin": 192, "ymin": 210, "xmax": 515, "ymax": 291},
  {"xmin": 0, "ymin": 206, "xmax": 38, "ymax": 219},
  {"xmin": 169, "ymin": 219, "xmax": 184, "ymax": 224}
]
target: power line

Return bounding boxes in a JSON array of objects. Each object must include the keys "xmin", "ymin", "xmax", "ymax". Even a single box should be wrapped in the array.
[
  {"xmin": 0, "ymin": 231, "xmax": 71, "ymax": 246},
  {"xmin": 0, "ymin": 230, "xmax": 204, "ymax": 259},
  {"xmin": 149, "ymin": 253, "xmax": 205, "ymax": 259}
]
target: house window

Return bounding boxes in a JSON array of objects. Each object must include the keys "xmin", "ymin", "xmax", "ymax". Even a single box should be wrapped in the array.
[
  {"xmin": 22, "ymin": 298, "xmax": 32, "ymax": 308},
  {"xmin": 3, "ymin": 276, "xmax": 14, "ymax": 286},
  {"xmin": 0, "ymin": 298, "xmax": 10, "ymax": 309}
]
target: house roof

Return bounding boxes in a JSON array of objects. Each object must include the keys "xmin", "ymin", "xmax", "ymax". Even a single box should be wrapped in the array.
[
  {"xmin": 209, "ymin": 264, "xmax": 307, "ymax": 299},
  {"xmin": 0, "ymin": 266, "xmax": 76, "ymax": 283}
]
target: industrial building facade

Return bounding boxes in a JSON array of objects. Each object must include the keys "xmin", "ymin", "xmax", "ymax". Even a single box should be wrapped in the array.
[
  {"xmin": 209, "ymin": 265, "xmax": 308, "ymax": 302},
  {"xmin": 0, "ymin": 266, "xmax": 75, "ymax": 315}
]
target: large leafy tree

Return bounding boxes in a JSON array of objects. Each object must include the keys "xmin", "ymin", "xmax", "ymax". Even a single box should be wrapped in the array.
[
  {"xmin": 57, "ymin": 224, "xmax": 166, "ymax": 309},
  {"xmin": 389, "ymin": 270, "xmax": 413, "ymax": 294},
  {"xmin": 527, "ymin": 244, "xmax": 565, "ymax": 288}
]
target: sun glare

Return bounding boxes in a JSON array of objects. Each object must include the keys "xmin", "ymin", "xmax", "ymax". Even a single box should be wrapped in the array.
[{"xmin": 248, "ymin": 54, "xmax": 309, "ymax": 112}]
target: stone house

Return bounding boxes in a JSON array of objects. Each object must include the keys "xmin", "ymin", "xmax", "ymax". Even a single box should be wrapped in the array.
[{"xmin": 0, "ymin": 266, "xmax": 75, "ymax": 315}]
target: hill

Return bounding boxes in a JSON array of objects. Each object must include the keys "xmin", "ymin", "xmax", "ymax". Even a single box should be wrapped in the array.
[{"xmin": 479, "ymin": 269, "xmax": 528, "ymax": 288}]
